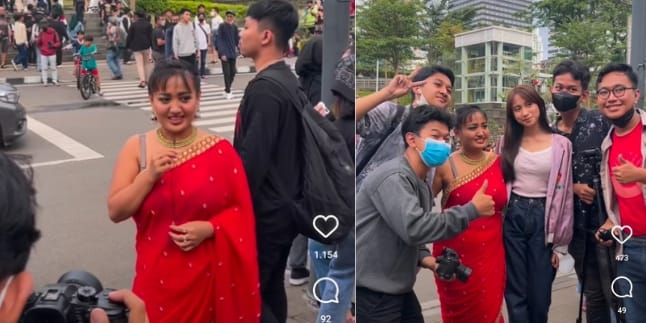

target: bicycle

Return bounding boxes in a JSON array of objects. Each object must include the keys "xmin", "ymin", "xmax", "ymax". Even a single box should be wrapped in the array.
[{"xmin": 73, "ymin": 52, "xmax": 98, "ymax": 100}]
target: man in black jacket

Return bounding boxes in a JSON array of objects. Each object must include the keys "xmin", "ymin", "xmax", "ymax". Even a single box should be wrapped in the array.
[
  {"xmin": 48, "ymin": 15, "xmax": 67, "ymax": 66},
  {"xmin": 126, "ymin": 10, "xmax": 153, "ymax": 87},
  {"xmin": 234, "ymin": 1, "xmax": 301, "ymax": 322},
  {"xmin": 216, "ymin": 10, "xmax": 239, "ymax": 100}
]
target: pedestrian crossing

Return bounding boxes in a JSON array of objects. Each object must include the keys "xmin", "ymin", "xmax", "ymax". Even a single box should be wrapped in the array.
[{"xmin": 80, "ymin": 81, "xmax": 243, "ymax": 137}]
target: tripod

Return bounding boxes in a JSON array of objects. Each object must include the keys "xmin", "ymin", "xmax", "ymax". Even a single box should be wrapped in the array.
[{"xmin": 576, "ymin": 150, "xmax": 625, "ymax": 323}]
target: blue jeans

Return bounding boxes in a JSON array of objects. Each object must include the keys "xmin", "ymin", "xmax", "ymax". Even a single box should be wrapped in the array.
[
  {"xmin": 309, "ymin": 232, "xmax": 355, "ymax": 323},
  {"xmin": 14, "ymin": 44, "xmax": 27, "ymax": 68},
  {"xmin": 504, "ymin": 194, "xmax": 556, "ymax": 323},
  {"xmin": 106, "ymin": 47, "xmax": 122, "ymax": 77},
  {"xmin": 199, "ymin": 49, "xmax": 207, "ymax": 76},
  {"xmin": 616, "ymin": 237, "xmax": 646, "ymax": 323}
]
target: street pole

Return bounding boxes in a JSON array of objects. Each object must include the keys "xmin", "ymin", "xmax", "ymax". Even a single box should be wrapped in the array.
[
  {"xmin": 630, "ymin": 0, "xmax": 645, "ymax": 108},
  {"xmin": 321, "ymin": 0, "xmax": 351, "ymax": 106},
  {"xmin": 375, "ymin": 59, "xmax": 380, "ymax": 92}
]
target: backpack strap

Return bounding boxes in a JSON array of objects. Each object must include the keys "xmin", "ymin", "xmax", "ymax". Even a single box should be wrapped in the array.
[
  {"xmin": 448, "ymin": 155, "xmax": 458, "ymax": 178},
  {"xmin": 139, "ymin": 133, "xmax": 147, "ymax": 171},
  {"xmin": 356, "ymin": 104, "xmax": 406, "ymax": 175},
  {"xmin": 256, "ymin": 66, "xmax": 305, "ymax": 115}
]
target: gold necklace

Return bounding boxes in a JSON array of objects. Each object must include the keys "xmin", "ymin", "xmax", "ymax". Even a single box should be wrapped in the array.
[
  {"xmin": 460, "ymin": 151, "xmax": 486, "ymax": 166},
  {"xmin": 156, "ymin": 127, "xmax": 198, "ymax": 148}
]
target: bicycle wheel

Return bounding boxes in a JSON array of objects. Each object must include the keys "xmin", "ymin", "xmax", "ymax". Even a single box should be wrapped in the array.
[
  {"xmin": 80, "ymin": 75, "xmax": 93, "ymax": 100},
  {"xmin": 90, "ymin": 76, "xmax": 97, "ymax": 94}
]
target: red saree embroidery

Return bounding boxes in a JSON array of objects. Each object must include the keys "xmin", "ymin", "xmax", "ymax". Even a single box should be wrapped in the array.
[
  {"xmin": 132, "ymin": 136, "xmax": 260, "ymax": 323},
  {"xmin": 432, "ymin": 155, "xmax": 507, "ymax": 323}
]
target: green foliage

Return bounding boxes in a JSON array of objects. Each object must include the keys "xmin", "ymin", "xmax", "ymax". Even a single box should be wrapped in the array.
[
  {"xmin": 356, "ymin": 0, "xmax": 424, "ymax": 74},
  {"xmin": 136, "ymin": 0, "xmax": 170, "ymax": 15},
  {"xmin": 522, "ymin": 0, "xmax": 630, "ymax": 73},
  {"xmin": 421, "ymin": 0, "xmax": 476, "ymax": 66},
  {"xmin": 162, "ymin": 1, "xmax": 248, "ymax": 16}
]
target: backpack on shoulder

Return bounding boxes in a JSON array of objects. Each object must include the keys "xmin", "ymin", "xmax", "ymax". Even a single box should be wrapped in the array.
[{"xmin": 258, "ymin": 70, "xmax": 355, "ymax": 245}]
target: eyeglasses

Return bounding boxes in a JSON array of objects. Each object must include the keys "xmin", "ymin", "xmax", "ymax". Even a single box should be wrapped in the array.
[{"xmin": 596, "ymin": 86, "xmax": 637, "ymax": 99}]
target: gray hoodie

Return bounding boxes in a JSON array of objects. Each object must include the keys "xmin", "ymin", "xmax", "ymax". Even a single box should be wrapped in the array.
[
  {"xmin": 172, "ymin": 21, "xmax": 198, "ymax": 57},
  {"xmin": 356, "ymin": 156, "xmax": 478, "ymax": 294}
]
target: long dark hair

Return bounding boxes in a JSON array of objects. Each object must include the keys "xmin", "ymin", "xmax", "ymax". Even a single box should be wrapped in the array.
[{"xmin": 501, "ymin": 85, "xmax": 553, "ymax": 183}]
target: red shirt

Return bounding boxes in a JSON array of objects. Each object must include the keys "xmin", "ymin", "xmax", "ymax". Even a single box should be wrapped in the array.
[{"xmin": 609, "ymin": 122, "xmax": 646, "ymax": 236}]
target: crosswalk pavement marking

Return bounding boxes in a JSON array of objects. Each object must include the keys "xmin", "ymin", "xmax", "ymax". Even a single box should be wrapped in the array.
[{"xmin": 76, "ymin": 81, "xmax": 243, "ymax": 137}]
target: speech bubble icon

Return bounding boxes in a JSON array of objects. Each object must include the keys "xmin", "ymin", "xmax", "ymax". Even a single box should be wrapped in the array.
[
  {"xmin": 611, "ymin": 225, "xmax": 633, "ymax": 245},
  {"xmin": 611, "ymin": 276, "xmax": 633, "ymax": 299},
  {"xmin": 313, "ymin": 215, "xmax": 339, "ymax": 239},
  {"xmin": 312, "ymin": 277, "xmax": 339, "ymax": 304}
]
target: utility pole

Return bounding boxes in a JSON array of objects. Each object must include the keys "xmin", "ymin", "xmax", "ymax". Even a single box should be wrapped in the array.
[
  {"xmin": 630, "ymin": 0, "xmax": 646, "ymax": 108},
  {"xmin": 321, "ymin": 0, "xmax": 351, "ymax": 106}
]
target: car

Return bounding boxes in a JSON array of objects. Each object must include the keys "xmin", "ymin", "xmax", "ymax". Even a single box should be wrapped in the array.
[{"xmin": 0, "ymin": 83, "xmax": 27, "ymax": 147}]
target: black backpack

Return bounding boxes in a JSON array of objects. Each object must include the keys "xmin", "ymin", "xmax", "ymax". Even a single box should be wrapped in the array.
[{"xmin": 259, "ymin": 70, "xmax": 355, "ymax": 244}]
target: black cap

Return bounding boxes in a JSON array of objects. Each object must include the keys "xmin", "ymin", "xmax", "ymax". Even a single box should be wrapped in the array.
[{"xmin": 226, "ymin": 10, "xmax": 235, "ymax": 16}]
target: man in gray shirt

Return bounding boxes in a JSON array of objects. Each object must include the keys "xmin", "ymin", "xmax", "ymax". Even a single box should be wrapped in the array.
[
  {"xmin": 356, "ymin": 105, "xmax": 495, "ymax": 322},
  {"xmin": 173, "ymin": 8, "xmax": 199, "ymax": 69},
  {"xmin": 356, "ymin": 65, "xmax": 455, "ymax": 191}
]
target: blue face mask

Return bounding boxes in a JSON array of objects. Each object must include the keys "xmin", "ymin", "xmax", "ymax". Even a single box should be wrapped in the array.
[{"xmin": 416, "ymin": 137, "xmax": 451, "ymax": 167}]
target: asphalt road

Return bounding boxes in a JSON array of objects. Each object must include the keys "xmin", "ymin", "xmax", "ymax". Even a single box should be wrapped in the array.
[{"xmin": 4, "ymin": 68, "xmax": 318, "ymax": 323}]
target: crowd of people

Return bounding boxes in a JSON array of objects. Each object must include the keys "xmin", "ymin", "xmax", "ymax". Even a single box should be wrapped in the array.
[{"xmin": 356, "ymin": 59, "xmax": 645, "ymax": 323}]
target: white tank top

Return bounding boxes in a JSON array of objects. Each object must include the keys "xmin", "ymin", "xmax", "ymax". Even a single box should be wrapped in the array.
[{"xmin": 511, "ymin": 146, "xmax": 552, "ymax": 198}]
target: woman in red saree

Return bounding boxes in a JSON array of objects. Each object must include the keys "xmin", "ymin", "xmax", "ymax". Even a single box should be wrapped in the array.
[
  {"xmin": 107, "ymin": 60, "xmax": 260, "ymax": 323},
  {"xmin": 432, "ymin": 105, "xmax": 507, "ymax": 323}
]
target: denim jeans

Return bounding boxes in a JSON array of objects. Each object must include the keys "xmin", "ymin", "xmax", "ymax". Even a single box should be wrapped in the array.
[
  {"xmin": 504, "ymin": 194, "xmax": 556, "ymax": 323},
  {"xmin": 199, "ymin": 49, "xmax": 207, "ymax": 76},
  {"xmin": 14, "ymin": 43, "xmax": 27, "ymax": 68},
  {"xmin": 309, "ymin": 232, "xmax": 355, "ymax": 323},
  {"xmin": 106, "ymin": 47, "xmax": 122, "ymax": 78},
  {"xmin": 40, "ymin": 54, "xmax": 57, "ymax": 84},
  {"xmin": 616, "ymin": 237, "xmax": 646, "ymax": 323}
]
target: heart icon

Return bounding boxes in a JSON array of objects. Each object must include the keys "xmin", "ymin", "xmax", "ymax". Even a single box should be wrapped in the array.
[
  {"xmin": 313, "ymin": 215, "xmax": 339, "ymax": 239},
  {"xmin": 611, "ymin": 225, "xmax": 633, "ymax": 245}
]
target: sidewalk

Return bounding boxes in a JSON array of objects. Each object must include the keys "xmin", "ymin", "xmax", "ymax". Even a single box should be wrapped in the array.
[{"xmin": 0, "ymin": 57, "xmax": 297, "ymax": 85}]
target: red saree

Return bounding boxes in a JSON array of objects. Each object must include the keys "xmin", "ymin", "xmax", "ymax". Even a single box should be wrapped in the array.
[
  {"xmin": 432, "ymin": 155, "xmax": 507, "ymax": 323},
  {"xmin": 132, "ymin": 136, "xmax": 261, "ymax": 323}
]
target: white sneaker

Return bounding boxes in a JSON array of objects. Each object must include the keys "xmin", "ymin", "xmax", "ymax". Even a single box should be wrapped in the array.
[{"xmin": 226, "ymin": 92, "xmax": 234, "ymax": 100}]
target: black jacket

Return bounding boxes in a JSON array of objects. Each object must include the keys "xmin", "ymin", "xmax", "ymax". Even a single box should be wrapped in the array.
[
  {"xmin": 295, "ymin": 36, "xmax": 323, "ymax": 105},
  {"xmin": 126, "ymin": 19, "xmax": 153, "ymax": 52}
]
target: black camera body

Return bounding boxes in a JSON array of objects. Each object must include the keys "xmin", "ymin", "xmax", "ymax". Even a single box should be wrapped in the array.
[
  {"xmin": 599, "ymin": 229, "xmax": 614, "ymax": 242},
  {"xmin": 20, "ymin": 271, "xmax": 127, "ymax": 323},
  {"xmin": 436, "ymin": 247, "xmax": 472, "ymax": 283}
]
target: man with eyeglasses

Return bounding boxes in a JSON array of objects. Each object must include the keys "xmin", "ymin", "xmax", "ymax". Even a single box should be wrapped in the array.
[
  {"xmin": 595, "ymin": 63, "xmax": 646, "ymax": 323},
  {"xmin": 550, "ymin": 60, "xmax": 616, "ymax": 323}
]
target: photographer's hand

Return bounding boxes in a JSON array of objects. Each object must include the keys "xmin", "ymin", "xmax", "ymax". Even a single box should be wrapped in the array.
[
  {"xmin": 573, "ymin": 183, "xmax": 595, "ymax": 205},
  {"xmin": 90, "ymin": 289, "xmax": 148, "ymax": 323},
  {"xmin": 169, "ymin": 221, "xmax": 214, "ymax": 252},
  {"xmin": 420, "ymin": 256, "xmax": 438, "ymax": 272},
  {"xmin": 595, "ymin": 218, "xmax": 616, "ymax": 248}
]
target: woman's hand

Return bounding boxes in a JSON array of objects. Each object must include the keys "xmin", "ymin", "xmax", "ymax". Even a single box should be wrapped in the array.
[
  {"xmin": 169, "ymin": 221, "xmax": 214, "ymax": 252},
  {"xmin": 551, "ymin": 252, "xmax": 559, "ymax": 269},
  {"xmin": 147, "ymin": 150, "xmax": 177, "ymax": 182}
]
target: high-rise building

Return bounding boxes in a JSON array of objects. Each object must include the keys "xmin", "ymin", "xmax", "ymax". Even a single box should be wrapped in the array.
[{"xmin": 448, "ymin": 0, "xmax": 532, "ymax": 30}]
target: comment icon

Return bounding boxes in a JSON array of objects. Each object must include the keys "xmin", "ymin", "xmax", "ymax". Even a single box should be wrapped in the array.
[
  {"xmin": 611, "ymin": 276, "xmax": 633, "ymax": 299},
  {"xmin": 312, "ymin": 277, "xmax": 340, "ymax": 304}
]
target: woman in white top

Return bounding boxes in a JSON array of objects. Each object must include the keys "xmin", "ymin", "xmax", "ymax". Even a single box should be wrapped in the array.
[{"xmin": 498, "ymin": 85, "xmax": 574, "ymax": 323}]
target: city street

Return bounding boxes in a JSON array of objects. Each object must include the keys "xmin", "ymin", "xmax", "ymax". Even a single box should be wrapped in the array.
[{"xmin": 2, "ymin": 58, "xmax": 318, "ymax": 323}]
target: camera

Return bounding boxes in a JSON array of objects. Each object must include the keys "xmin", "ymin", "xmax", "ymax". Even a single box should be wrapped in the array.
[
  {"xmin": 599, "ymin": 229, "xmax": 614, "ymax": 242},
  {"xmin": 435, "ymin": 247, "xmax": 472, "ymax": 283},
  {"xmin": 20, "ymin": 271, "xmax": 127, "ymax": 323}
]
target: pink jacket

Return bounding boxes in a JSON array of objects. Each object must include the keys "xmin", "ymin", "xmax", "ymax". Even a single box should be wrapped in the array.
[{"xmin": 498, "ymin": 134, "xmax": 574, "ymax": 253}]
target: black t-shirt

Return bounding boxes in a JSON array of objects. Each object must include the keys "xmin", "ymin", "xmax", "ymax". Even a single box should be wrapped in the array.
[
  {"xmin": 233, "ymin": 61, "xmax": 303, "ymax": 241},
  {"xmin": 553, "ymin": 108, "xmax": 611, "ymax": 229},
  {"xmin": 151, "ymin": 26, "xmax": 164, "ymax": 53}
]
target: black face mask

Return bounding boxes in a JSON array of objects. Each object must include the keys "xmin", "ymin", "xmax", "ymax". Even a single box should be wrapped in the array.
[
  {"xmin": 610, "ymin": 108, "xmax": 636, "ymax": 128},
  {"xmin": 552, "ymin": 92, "xmax": 580, "ymax": 112}
]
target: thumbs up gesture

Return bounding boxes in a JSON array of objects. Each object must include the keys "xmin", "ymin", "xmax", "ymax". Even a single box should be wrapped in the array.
[
  {"xmin": 472, "ymin": 180, "xmax": 495, "ymax": 217},
  {"xmin": 612, "ymin": 154, "xmax": 644, "ymax": 184}
]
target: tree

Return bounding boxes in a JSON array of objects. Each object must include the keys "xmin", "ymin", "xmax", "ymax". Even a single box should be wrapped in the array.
[
  {"xmin": 356, "ymin": 0, "xmax": 423, "ymax": 74},
  {"xmin": 420, "ymin": 0, "xmax": 476, "ymax": 66},
  {"xmin": 522, "ymin": 0, "xmax": 630, "ymax": 73}
]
